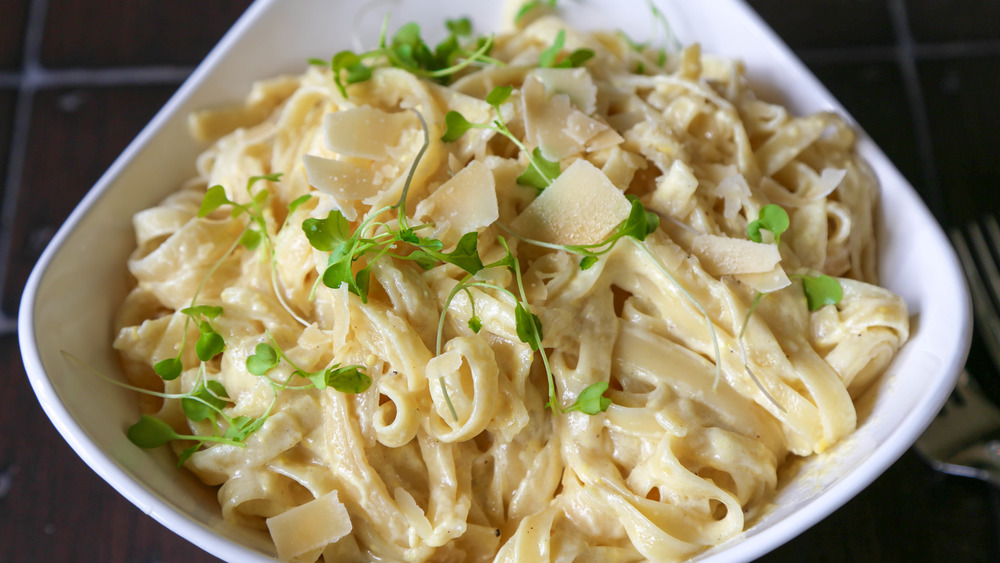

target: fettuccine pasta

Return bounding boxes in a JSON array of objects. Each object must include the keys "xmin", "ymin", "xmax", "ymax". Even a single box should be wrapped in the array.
[{"xmin": 113, "ymin": 12, "xmax": 909, "ymax": 563}]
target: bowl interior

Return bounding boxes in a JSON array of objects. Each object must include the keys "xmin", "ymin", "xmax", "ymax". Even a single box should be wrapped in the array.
[{"xmin": 19, "ymin": 0, "xmax": 970, "ymax": 561}]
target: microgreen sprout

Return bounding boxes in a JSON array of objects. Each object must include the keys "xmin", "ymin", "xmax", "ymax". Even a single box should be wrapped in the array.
[
  {"xmin": 747, "ymin": 204, "xmax": 789, "ymax": 245},
  {"xmin": 538, "ymin": 29, "xmax": 594, "ymax": 69},
  {"xmin": 123, "ymin": 330, "xmax": 371, "ymax": 464},
  {"xmin": 795, "ymin": 273, "xmax": 844, "ymax": 311},
  {"xmin": 106, "ymin": 171, "xmax": 378, "ymax": 461},
  {"xmin": 128, "ymin": 415, "xmax": 238, "ymax": 450},
  {"xmin": 198, "ymin": 174, "xmax": 312, "ymax": 327},
  {"xmin": 64, "ymin": 350, "xmax": 261, "ymax": 465},
  {"xmin": 500, "ymin": 198, "xmax": 659, "ymax": 271},
  {"xmin": 563, "ymin": 381, "xmax": 612, "ymax": 414},
  {"xmin": 442, "ymin": 85, "xmax": 560, "ymax": 190},
  {"xmin": 318, "ymin": 16, "xmax": 501, "ymax": 98},
  {"xmin": 304, "ymin": 109, "xmax": 486, "ymax": 305},
  {"xmin": 515, "ymin": 0, "xmax": 559, "ymax": 24},
  {"xmin": 246, "ymin": 337, "xmax": 371, "ymax": 394}
]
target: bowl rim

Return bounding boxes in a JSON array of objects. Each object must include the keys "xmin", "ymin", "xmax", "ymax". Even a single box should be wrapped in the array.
[
  {"xmin": 16, "ymin": 0, "xmax": 971, "ymax": 561},
  {"xmin": 17, "ymin": 0, "xmax": 281, "ymax": 560}
]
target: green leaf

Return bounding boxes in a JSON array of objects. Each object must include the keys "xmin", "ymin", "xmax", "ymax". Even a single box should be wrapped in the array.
[
  {"xmin": 322, "ymin": 254, "xmax": 357, "ymax": 292},
  {"xmin": 446, "ymin": 17, "xmax": 472, "ymax": 36},
  {"xmin": 246, "ymin": 343, "xmax": 279, "ymax": 376},
  {"xmin": 332, "ymin": 50, "xmax": 361, "ymax": 72},
  {"xmin": 555, "ymin": 48, "xmax": 594, "ymax": 68},
  {"xmin": 344, "ymin": 62, "xmax": 372, "ymax": 85},
  {"xmin": 154, "ymin": 357, "xmax": 183, "ymax": 381},
  {"xmin": 195, "ymin": 323, "xmax": 225, "ymax": 362},
  {"xmin": 617, "ymin": 199, "xmax": 659, "ymax": 242},
  {"xmin": 392, "ymin": 22, "xmax": 422, "ymax": 48},
  {"xmin": 182, "ymin": 380, "xmax": 229, "ymax": 422},
  {"xmin": 486, "ymin": 85, "xmax": 513, "ymax": 107},
  {"xmin": 302, "ymin": 210, "xmax": 352, "ymax": 252},
  {"xmin": 747, "ymin": 204, "xmax": 790, "ymax": 244},
  {"xmin": 468, "ymin": 316, "xmax": 483, "ymax": 333},
  {"xmin": 251, "ymin": 188, "xmax": 270, "ymax": 210},
  {"xmin": 177, "ymin": 443, "xmax": 202, "ymax": 466},
  {"xmin": 307, "ymin": 57, "xmax": 329, "ymax": 67},
  {"xmin": 238, "ymin": 228, "xmax": 262, "ymax": 251},
  {"xmin": 434, "ymin": 34, "xmax": 460, "ymax": 65},
  {"xmin": 579, "ymin": 255, "xmax": 599, "ymax": 270},
  {"xmin": 441, "ymin": 110, "xmax": 475, "ymax": 142},
  {"xmin": 399, "ymin": 228, "xmax": 420, "ymax": 244},
  {"xmin": 224, "ymin": 415, "xmax": 264, "ymax": 442},
  {"xmin": 539, "ymin": 29, "xmax": 566, "ymax": 68},
  {"xmin": 515, "ymin": 0, "xmax": 558, "ymax": 23},
  {"xmin": 408, "ymin": 250, "xmax": 438, "ymax": 270},
  {"xmin": 297, "ymin": 369, "xmax": 323, "ymax": 390},
  {"xmin": 516, "ymin": 147, "xmax": 560, "ymax": 189},
  {"xmin": 441, "ymin": 232, "xmax": 484, "ymax": 274},
  {"xmin": 491, "ymin": 237, "xmax": 517, "ymax": 272},
  {"xmin": 355, "ymin": 269, "xmax": 371, "ymax": 303},
  {"xmin": 247, "ymin": 173, "xmax": 282, "ymax": 192},
  {"xmin": 564, "ymin": 381, "xmax": 611, "ymax": 414},
  {"xmin": 287, "ymin": 194, "xmax": 312, "ymax": 215},
  {"xmin": 515, "ymin": 303, "xmax": 543, "ymax": 351},
  {"xmin": 327, "ymin": 365, "xmax": 373, "ymax": 393},
  {"xmin": 181, "ymin": 305, "xmax": 224, "ymax": 320},
  {"xmin": 198, "ymin": 185, "xmax": 231, "ymax": 218},
  {"xmin": 331, "ymin": 50, "xmax": 371, "ymax": 96},
  {"xmin": 127, "ymin": 415, "xmax": 181, "ymax": 449},
  {"xmin": 800, "ymin": 274, "xmax": 843, "ymax": 311},
  {"xmin": 417, "ymin": 237, "xmax": 444, "ymax": 251}
]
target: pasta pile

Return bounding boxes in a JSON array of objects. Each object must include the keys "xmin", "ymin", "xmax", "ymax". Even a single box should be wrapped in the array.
[{"xmin": 113, "ymin": 12, "xmax": 909, "ymax": 563}]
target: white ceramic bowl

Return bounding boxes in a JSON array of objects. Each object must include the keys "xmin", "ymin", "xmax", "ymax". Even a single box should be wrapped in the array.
[{"xmin": 18, "ymin": 0, "xmax": 971, "ymax": 561}]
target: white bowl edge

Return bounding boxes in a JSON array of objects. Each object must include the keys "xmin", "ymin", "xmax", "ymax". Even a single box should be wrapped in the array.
[{"xmin": 17, "ymin": 0, "xmax": 971, "ymax": 561}]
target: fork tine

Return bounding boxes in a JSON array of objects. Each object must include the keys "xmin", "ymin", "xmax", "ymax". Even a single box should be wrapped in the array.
[{"xmin": 951, "ymin": 217, "xmax": 1000, "ymax": 371}]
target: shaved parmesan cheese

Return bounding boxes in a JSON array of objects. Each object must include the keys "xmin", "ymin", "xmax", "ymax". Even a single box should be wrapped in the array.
[
  {"xmin": 585, "ymin": 128, "xmax": 625, "ymax": 152},
  {"xmin": 600, "ymin": 147, "xmax": 646, "ymax": 191},
  {"xmin": 266, "ymin": 490, "xmax": 352, "ymax": 562},
  {"xmin": 532, "ymin": 67, "xmax": 597, "ymax": 114},
  {"xmin": 415, "ymin": 160, "xmax": 499, "ymax": 241},
  {"xmin": 565, "ymin": 111, "xmax": 607, "ymax": 144},
  {"xmin": 522, "ymin": 73, "xmax": 613, "ymax": 161},
  {"xmin": 735, "ymin": 265, "xmax": 792, "ymax": 293},
  {"xmin": 323, "ymin": 106, "xmax": 412, "ymax": 160},
  {"xmin": 510, "ymin": 159, "xmax": 630, "ymax": 245},
  {"xmin": 691, "ymin": 234, "xmax": 782, "ymax": 276},
  {"xmin": 303, "ymin": 154, "xmax": 377, "ymax": 200},
  {"xmin": 663, "ymin": 95, "xmax": 708, "ymax": 132},
  {"xmin": 715, "ymin": 174, "xmax": 751, "ymax": 219},
  {"xmin": 649, "ymin": 160, "xmax": 699, "ymax": 217},
  {"xmin": 625, "ymin": 120, "xmax": 682, "ymax": 173},
  {"xmin": 812, "ymin": 167, "xmax": 847, "ymax": 200},
  {"xmin": 429, "ymin": 82, "xmax": 496, "ymax": 161}
]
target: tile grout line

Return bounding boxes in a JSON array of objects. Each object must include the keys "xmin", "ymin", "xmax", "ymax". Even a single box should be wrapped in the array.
[
  {"xmin": 796, "ymin": 39, "xmax": 1000, "ymax": 66},
  {"xmin": 0, "ymin": 0, "xmax": 49, "ymax": 335},
  {"xmin": 887, "ymin": 0, "xmax": 943, "ymax": 218},
  {"xmin": 914, "ymin": 39, "xmax": 1000, "ymax": 60},
  {"xmin": 3, "ymin": 66, "xmax": 194, "ymax": 89}
]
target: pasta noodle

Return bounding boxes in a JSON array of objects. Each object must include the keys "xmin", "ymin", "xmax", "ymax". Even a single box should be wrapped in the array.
[{"xmin": 112, "ymin": 10, "xmax": 909, "ymax": 562}]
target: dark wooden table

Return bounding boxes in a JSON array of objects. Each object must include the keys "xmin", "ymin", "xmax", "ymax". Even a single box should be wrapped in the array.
[{"xmin": 2, "ymin": 1, "xmax": 999, "ymax": 561}]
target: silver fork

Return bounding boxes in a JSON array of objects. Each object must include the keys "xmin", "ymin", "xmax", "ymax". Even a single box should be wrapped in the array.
[{"xmin": 915, "ymin": 216, "xmax": 1000, "ymax": 487}]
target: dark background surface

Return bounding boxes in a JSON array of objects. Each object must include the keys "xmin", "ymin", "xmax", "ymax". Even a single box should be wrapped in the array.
[{"xmin": 2, "ymin": 1, "xmax": 999, "ymax": 561}]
